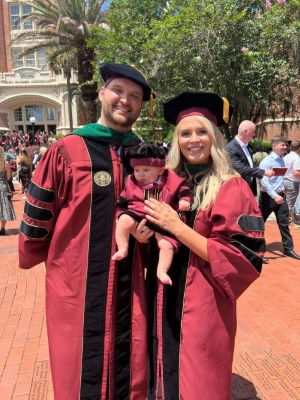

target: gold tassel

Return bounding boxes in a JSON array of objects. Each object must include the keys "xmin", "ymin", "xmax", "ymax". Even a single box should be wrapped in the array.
[{"xmin": 222, "ymin": 97, "xmax": 230, "ymax": 123}]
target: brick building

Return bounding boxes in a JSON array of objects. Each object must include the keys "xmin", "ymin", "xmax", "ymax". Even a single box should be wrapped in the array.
[
  {"xmin": 256, "ymin": 83, "xmax": 300, "ymax": 142},
  {"xmin": 0, "ymin": 0, "xmax": 79, "ymax": 134}
]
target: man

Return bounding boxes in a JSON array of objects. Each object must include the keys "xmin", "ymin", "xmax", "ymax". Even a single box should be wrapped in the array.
[
  {"xmin": 259, "ymin": 136, "xmax": 300, "ymax": 260},
  {"xmin": 226, "ymin": 120, "xmax": 274, "ymax": 195},
  {"xmin": 283, "ymin": 141, "xmax": 300, "ymax": 222},
  {"xmin": 19, "ymin": 63, "xmax": 154, "ymax": 400}
]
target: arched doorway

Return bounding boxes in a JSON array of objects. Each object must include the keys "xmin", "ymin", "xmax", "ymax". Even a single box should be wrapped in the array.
[{"xmin": 0, "ymin": 94, "xmax": 61, "ymax": 134}]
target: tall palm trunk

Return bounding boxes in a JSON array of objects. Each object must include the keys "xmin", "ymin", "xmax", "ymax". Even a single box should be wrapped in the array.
[
  {"xmin": 77, "ymin": 42, "xmax": 98, "ymax": 124},
  {"xmin": 66, "ymin": 71, "xmax": 74, "ymax": 133}
]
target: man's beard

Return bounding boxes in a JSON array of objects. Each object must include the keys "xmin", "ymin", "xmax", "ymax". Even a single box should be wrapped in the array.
[{"xmin": 103, "ymin": 106, "xmax": 138, "ymax": 129}]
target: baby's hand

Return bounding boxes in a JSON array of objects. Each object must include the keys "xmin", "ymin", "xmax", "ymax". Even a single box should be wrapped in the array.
[{"xmin": 178, "ymin": 199, "xmax": 190, "ymax": 211}]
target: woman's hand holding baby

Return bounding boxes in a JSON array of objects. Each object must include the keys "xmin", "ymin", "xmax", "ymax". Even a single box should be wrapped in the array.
[{"xmin": 144, "ymin": 198, "xmax": 184, "ymax": 236}]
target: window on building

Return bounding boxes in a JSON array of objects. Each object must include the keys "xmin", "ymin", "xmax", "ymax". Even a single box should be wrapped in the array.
[
  {"xmin": 25, "ymin": 53, "xmax": 35, "ymax": 66},
  {"xmin": 14, "ymin": 107, "xmax": 23, "ymax": 122},
  {"xmin": 12, "ymin": 48, "xmax": 23, "ymax": 68},
  {"xmin": 9, "ymin": 3, "xmax": 32, "ymax": 31},
  {"xmin": 10, "ymin": 4, "xmax": 20, "ymax": 30},
  {"xmin": 11, "ymin": 47, "xmax": 49, "ymax": 70},
  {"xmin": 25, "ymin": 105, "xmax": 44, "ymax": 121},
  {"xmin": 23, "ymin": 4, "xmax": 33, "ymax": 30},
  {"xmin": 47, "ymin": 108, "xmax": 56, "ymax": 121},
  {"xmin": 37, "ymin": 48, "xmax": 47, "ymax": 70}
]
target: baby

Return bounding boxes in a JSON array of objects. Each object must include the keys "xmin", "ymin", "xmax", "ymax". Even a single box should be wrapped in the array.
[{"xmin": 112, "ymin": 143, "xmax": 192, "ymax": 285}]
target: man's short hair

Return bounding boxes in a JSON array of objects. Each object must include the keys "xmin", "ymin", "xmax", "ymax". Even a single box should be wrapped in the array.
[
  {"xmin": 290, "ymin": 141, "xmax": 300, "ymax": 151},
  {"xmin": 271, "ymin": 136, "xmax": 284, "ymax": 146}
]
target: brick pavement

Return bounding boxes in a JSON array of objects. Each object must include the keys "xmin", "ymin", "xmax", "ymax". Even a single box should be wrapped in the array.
[{"xmin": 0, "ymin": 189, "xmax": 300, "ymax": 399}]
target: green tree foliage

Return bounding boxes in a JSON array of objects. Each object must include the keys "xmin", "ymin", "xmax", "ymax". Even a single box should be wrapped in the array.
[{"xmin": 91, "ymin": 0, "xmax": 299, "ymax": 139}]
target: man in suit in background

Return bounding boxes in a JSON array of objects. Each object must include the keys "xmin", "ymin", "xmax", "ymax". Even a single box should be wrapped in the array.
[{"xmin": 226, "ymin": 120, "xmax": 274, "ymax": 196}]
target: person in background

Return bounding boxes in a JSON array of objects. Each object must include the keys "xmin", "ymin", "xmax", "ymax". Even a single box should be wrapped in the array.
[
  {"xmin": 16, "ymin": 148, "xmax": 32, "ymax": 196},
  {"xmin": 0, "ymin": 148, "xmax": 16, "ymax": 235},
  {"xmin": 259, "ymin": 136, "xmax": 300, "ymax": 260},
  {"xmin": 294, "ymin": 190, "xmax": 300, "ymax": 225},
  {"xmin": 19, "ymin": 63, "xmax": 154, "ymax": 400},
  {"xmin": 5, "ymin": 147, "xmax": 17, "ymax": 193},
  {"xmin": 145, "ymin": 92, "xmax": 265, "ymax": 400},
  {"xmin": 32, "ymin": 146, "xmax": 48, "ymax": 171},
  {"xmin": 283, "ymin": 141, "xmax": 300, "ymax": 223},
  {"xmin": 226, "ymin": 120, "xmax": 274, "ymax": 196}
]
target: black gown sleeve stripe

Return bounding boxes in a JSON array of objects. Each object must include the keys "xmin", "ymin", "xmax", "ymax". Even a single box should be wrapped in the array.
[
  {"xmin": 230, "ymin": 240, "xmax": 263, "ymax": 273},
  {"xmin": 28, "ymin": 181, "xmax": 55, "ymax": 203},
  {"xmin": 116, "ymin": 196, "xmax": 129, "ymax": 209},
  {"xmin": 237, "ymin": 215, "xmax": 265, "ymax": 232},
  {"xmin": 24, "ymin": 201, "xmax": 54, "ymax": 221},
  {"xmin": 20, "ymin": 221, "xmax": 50, "ymax": 239},
  {"xmin": 178, "ymin": 189, "xmax": 192, "ymax": 198},
  {"xmin": 230, "ymin": 234, "xmax": 266, "ymax": 253}
]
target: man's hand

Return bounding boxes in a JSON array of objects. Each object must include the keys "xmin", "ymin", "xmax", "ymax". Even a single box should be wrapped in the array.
[
  {"xmin": 131, "ymin": 218, "xmax": 154, "ymax": 243},
  {"xmin": 264, "ymin": 169, "xmax": 275, "ymax": 177},
  {"xmin": 274, "ymin": 195, "xmax": 284, "ymax": 205}
]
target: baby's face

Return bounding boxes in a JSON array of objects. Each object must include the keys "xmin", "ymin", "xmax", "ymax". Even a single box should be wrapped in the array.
[{"xmin": 134, "ymin": 165, "xmax": 164, "ymax": 184}]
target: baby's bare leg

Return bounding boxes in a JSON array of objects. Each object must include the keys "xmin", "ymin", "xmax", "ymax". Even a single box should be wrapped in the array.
[
  {"xmin": 112, "ymin": 214, "xmax": 137, "ymax": 261},
  {"xmin": 156, "ymin": 233, "xmax": 174, "ymax": 285}
]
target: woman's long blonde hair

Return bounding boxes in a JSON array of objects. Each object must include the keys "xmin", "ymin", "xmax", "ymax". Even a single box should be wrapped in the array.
[
  {"xmin": 18, "ymin": 148, "xmax": 32, "ymax": 165},
  {"xmin": 166, "ymin": 115, "xmax": 239, "ymax": 210}
]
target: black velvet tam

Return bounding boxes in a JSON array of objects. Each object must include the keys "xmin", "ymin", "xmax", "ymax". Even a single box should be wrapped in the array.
[
  {"xmin": 163, "ymin": 91, "xmax": 233, "ymax": 126},
  {"xmin": 99, "ymin": 63, "xmax": 154, "ymax": 101},
  {"xmin": 125, "ymin": 143, "xmax": 166, "ymax": 161}
]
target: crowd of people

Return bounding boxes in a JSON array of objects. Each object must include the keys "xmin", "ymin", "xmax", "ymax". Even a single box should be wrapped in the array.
[
  {"xmin": 0, "ymin": 136, "xmax": 51, "ymax": 235},
  {"xmin": 0, "ymin": 129, "xmax": 55, "ymax": 149},
  {"xmin": 0, "ymin": 62, "xmax": 298, "ymax": 399}
]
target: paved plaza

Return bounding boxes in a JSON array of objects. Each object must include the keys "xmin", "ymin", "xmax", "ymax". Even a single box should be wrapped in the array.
[{"xmin": 0, "ymin": 189, "xmax": 300, "ymax": 399}]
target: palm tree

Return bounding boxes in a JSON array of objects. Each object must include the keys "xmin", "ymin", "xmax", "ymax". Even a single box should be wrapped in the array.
[
  {"xmin": 48, "ymin": 49, "xmax": 77, "ymax": 133},
  {"xmin": 12, "ymin": 0, "xmax": 107, "ymax": 124}
]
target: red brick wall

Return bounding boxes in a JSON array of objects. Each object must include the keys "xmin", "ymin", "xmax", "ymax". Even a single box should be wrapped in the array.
[
  {"xmin": 263, "ymin": 121, "xmax": 300, "ymax": 142},
  {"xmin": 0, "ymin": 0, "xmax": 12, "ymax": 72},
  {"xmin": 258, "ymin": 81, "xmax": 300, "ymax": 142}
]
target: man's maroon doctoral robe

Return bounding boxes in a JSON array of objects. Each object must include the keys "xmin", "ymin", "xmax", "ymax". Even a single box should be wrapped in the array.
[{"xmin": 19, "ymin": 134, "xmax": 147, "ymax": 400}]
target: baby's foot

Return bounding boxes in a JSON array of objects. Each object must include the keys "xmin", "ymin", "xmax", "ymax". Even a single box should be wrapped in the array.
[
  {"xmin": 112, "ymin": 248, "xmax": 128, "ymax": 261},
  {"xmin": 157, "ymin": 271, "xmax": 172, "ymax": 286}
]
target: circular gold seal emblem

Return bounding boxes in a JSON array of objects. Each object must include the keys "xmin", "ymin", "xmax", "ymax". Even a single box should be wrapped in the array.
[{"xmin": 94, "ymin": 171, "xmax": 112, "ymax": 187}]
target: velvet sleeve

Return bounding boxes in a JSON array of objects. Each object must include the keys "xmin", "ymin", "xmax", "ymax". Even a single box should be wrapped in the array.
[
  {"xmin": 177, "ymin": 182, "xmax": 193, "ymax": 204},
  {"xmin": 204, "ymin": 178, "xmax": 265, "ymax": 301},
  {"xmin": 116, "ymin": 176, "xmax": 132, "ymax": 216},
  {"xmin": 19, "ymin": 142, "xmax": 72, "ymax": 268}
]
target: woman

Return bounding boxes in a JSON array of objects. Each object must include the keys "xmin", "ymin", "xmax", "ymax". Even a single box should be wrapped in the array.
[
  {"xmin": 0, "ymin": 147, "xmax": 16, "ymax": 235},
  {"xmin": 145, "ymin": 92, "xmax": 265, "ymax": 400},
  {"xmin": 17, "ymin": 147, "xmax": 32, "ymax": 195}
]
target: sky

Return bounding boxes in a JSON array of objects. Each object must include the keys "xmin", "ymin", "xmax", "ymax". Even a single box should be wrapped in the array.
[{"xmin": 101, "ymin": 0, "xmax": 112, "ymax": 11}]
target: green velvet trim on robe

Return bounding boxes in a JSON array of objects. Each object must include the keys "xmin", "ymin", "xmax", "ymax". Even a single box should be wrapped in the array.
[{"xmin": 73, "ymin": 123, "xmax": 140, "ymax": 145}]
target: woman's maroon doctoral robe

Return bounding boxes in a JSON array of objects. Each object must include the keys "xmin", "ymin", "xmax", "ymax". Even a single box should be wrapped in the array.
[
  {"xmin": 147, "ymin": 177, "xmax": 265, "ymax": 400},
  {"xmin": 19, "ymin": 134, "xmax": 148, "ymax": 400}
]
